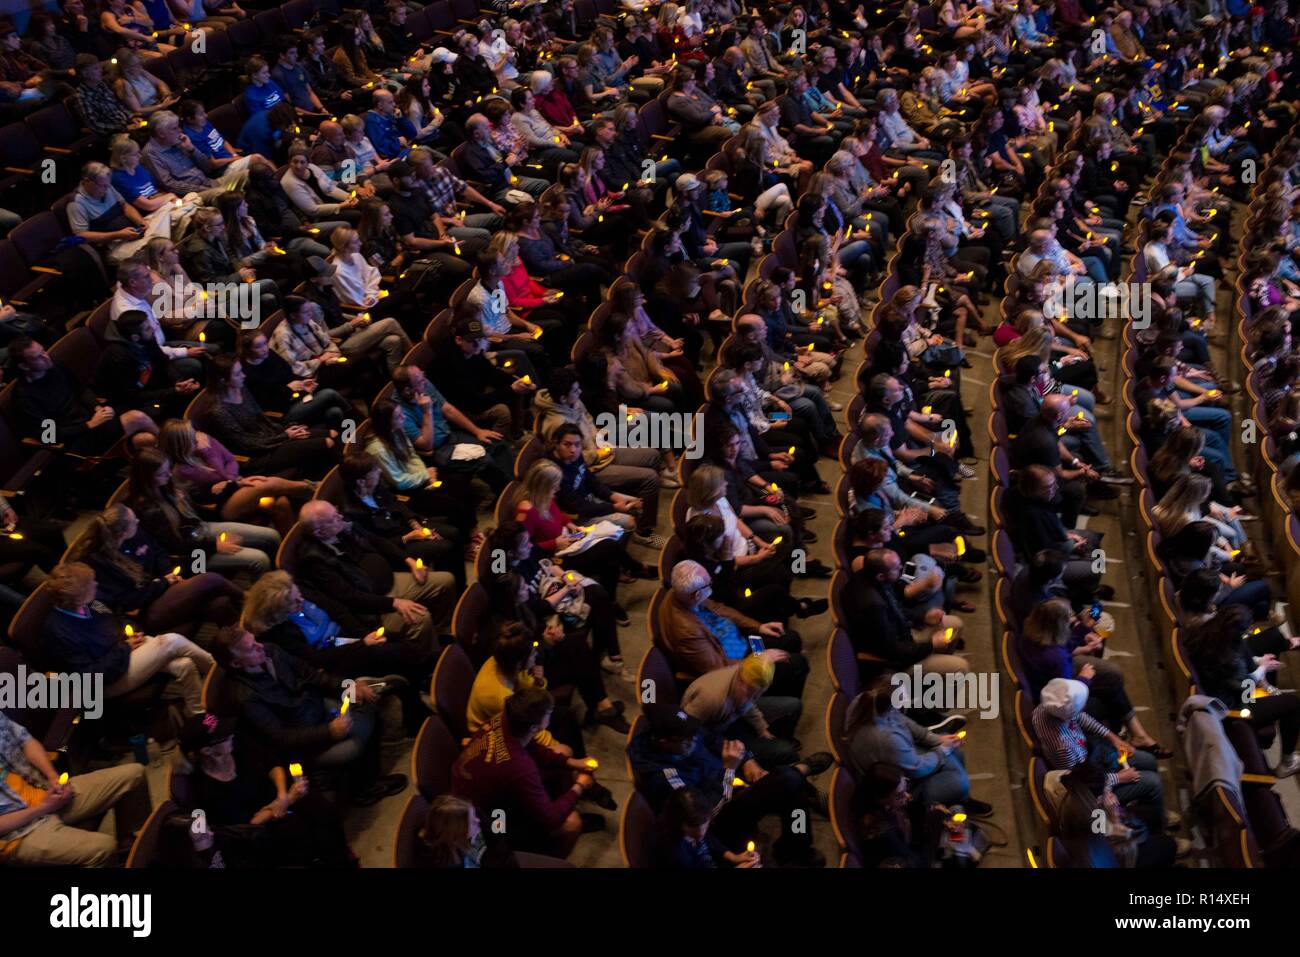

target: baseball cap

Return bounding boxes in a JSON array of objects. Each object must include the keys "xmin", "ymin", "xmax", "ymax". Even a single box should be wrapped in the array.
[
  {"xmin": 454, "ymin": 315, "xmax": 485, "ymax": 339},
  {"xmin": 305, "ymin": 255, "xmax": 336, "ymax": 278},
  {"xmin": 430, "ymin": 47, "xmax": 459, "ymax": 64},
  {"xmin": 674, "ymin": 172, "xmax": 702, "ymax": 193},
  {"xmin": 646, "ymin": 704, "xmax": 701, "ymax": 739},
  {"xmin": 179, "ymin": 712, "xmax": 235, "ymax": 755}
]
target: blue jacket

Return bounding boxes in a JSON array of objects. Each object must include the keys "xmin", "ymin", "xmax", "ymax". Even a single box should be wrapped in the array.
[{"xmin": 363, "ymin": 109, "xmax": 416, "ymax": 159}]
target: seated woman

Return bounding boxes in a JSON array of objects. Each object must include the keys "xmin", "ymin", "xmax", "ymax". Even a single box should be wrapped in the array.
[
  {"xmin": 144, "ymin": 237, "xmax": 234, "ymax": 351},
  {"xmin": 1186, "ymin": 604, "xmax": 1300, "ymax": 778},
  {"xmin": 328, "ymin": 226, "xmax": 383, "ymax": 310},
  {"xmin": 1157, "ymin": 521, "xmax": 1274, "ymax": 624},
  {"xmin": 722, "ymin": 341, "xmax": 822, "ymax": 476},
  {"xmin": 594, "ymin": 311, "xmax": 691, "ymax": 428},
  {"xmin": 1017, "ymin": 598, "xmax": 1171, "ymax": 756},
  {"xmin": 114, "ymin": 49, "xmax": 176, "ymax": 115},
  {"xmin": 364, "ymin": 401, "xmax": 480, "ymax": 547},
  {"xmin": 467, "ymin": 625, "xmax": 596, "ymax": 761},
  {"xmin": 1032, "ymin": 677, "xmax": 1177, "ymax": 839},
  {"xmin": 127, "ymin": 446, "xmax": 281, "ymax": 578},
  {"xmin": 846, "ymin": 675, "xmax": 989, "ymax": 813},
  {"xmin": 66, "ymin": 503, "xmax": 243, "ymax": 632},
  {"xmin": 198, "ymin": 354, "xmax": 339, "ymax": 481},
  {"xmin": 413, "ymin": 795, "xmax": 489, "ymax": 868},
  {"xmin": 852, "ymin": 761, "xmax": 941, "ymax": 869},
  {"xmin": 513, "ymin": 459, "xmax": 628, "ymax": 616},
  {"xmin": 507, "ymin": 201, "xmax": 608, "ymax": 309},
  {"xmin": 175, "ymin": 712, "xmax": 353, "ymax": 867},
  {"xmin": 680, "ymin": 512, "xmax": 826, "ymax": 623},
  {"xmin": 237, "ymin": 331, "xmax": 354, "ymax": 431},
  {"xmin": 157, "ymin": 419, "xmax": 312, "ymax": 535},
  {"xmin": 609, "ymin": 281, "xmax": 702, "ymax": 404},
  {"xmin": 686, "ymin": 463, "xmax": 789, "ymax": 578},
  {"xmin": 1151, "ymin": 474, "xmax": 1252, "ymax": 566},
  {"xmin": 215, "ymin": 191, "xmax": 316, "ymax": 291},
  {"xmin": 339, "ymin": 451, "xmax": 468, "ymax": 589}
]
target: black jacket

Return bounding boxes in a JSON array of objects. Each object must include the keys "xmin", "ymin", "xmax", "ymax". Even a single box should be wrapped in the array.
[
  {"xmin": 225, "ymin": 642, "xmax": 345, "ymax": 757},
  {"xmin": 295, "ymin": 525, "xmax": 407, "ymax": 618},
  {"xmin": 842, "ymin": 569, "xmax": 930, "ymax": 668}
]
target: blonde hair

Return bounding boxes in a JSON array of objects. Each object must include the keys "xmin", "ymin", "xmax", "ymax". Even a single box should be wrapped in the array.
[
  {"xmin": 243, "ymin": 570, "xmax": 297, "ymax": 634},
  {"xmin": 330, "ymin": 227, "xmax": 359, "ymax": 255},
  {"xmin": 687, "ymin": 465, "xmax": 726, "ymax": 510},
  {"xmin": 1023, "ymin": 598, "xmax": 1072, "ymax": 649},
  {"xmin": 516, "ymin": 459, "xmax": 563, "ymax": 515},
  {"xmin": 158, "ymin": 419, "xmax": 204, "ymax": 471}
]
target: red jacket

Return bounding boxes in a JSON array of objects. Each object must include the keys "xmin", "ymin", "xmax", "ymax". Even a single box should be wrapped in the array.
[{"xmin": 535, "ymin": 86, "xmax": 578, "ymax": 130}]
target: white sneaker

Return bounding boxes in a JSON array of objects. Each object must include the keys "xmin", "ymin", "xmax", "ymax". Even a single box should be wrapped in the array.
[
  {"xmin": 957, "ymin": 463, "xmax": 976, "ymax": 479},
  {"xmin": 1276, "ymin": 753, "xmax": 1300, "ymax": 778},
  {"xmin": 827, "ymin": 400, "xmax": 844, "ymax": 412},
  {"xmin": 601, "ymin": 655, "xmax": 635, "ymax": 682},
  {"xmin": 659, "ymin": 469, "xmax": 681, "ymax": 488}
]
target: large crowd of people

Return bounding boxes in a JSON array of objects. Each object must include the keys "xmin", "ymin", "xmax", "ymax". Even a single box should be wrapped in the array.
[{"xmin": 0, "ymin": 0, "xmax": 1297, "ymax": 872}]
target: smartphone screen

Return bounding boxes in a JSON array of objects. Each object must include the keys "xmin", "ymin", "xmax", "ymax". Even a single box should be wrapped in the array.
[{"xmin": 748, "ymin": 635, "xmax": 765, "ymax": 655}]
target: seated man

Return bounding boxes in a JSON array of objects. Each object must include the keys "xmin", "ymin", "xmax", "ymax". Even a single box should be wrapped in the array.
[
  {"xmin": 213, "ymin": 625, "xmax": 406, "ymax": 805},
  {"xmin": 0, "ymin": 710, "xmax": 150, "ymax": 866},
  {"xmin": 11, "ymin": 336, "xmax": 153, "ymax": 455},
  {"xmin": 141, "ymin": 110, "xmax": 252, "ymax": 202},
  {"xmin": 42, "ymin": 562, "xmax": 213, "ymax": 716},
  {"xmin": 452, "ymin": 687, "xmax": 602, "ymax": 858},
  {"xmin": 627, "ymin": 704, "xmax": 827, "ymax": 868},
  {"xmin": 69, "ymin": 162, "xmax": 171, "ymax": 266},
  {"xmin": 295, "ymin": 500, "xmax": 455, "ymax": 644},
  {"xmin": 842, "ymin": 548, "xmax": 970, "ymax": 679},
  {"xmin": 461, "ymin": 112, "xmax": 548, "ymax": 201},
  {"xmin": 1003, "ymin": 464, "xmax": 1106, "ymax": 606},
  {"xmin": 534, "ymin": 365, "xmax": 674, "ymax": 488},
  {"xmin": 680, "ymin": 656, "xmax": 808, "ymax": 769},
  {"xmin": 429, "ymin": 313, "xmax": 537, "ymax": 438},
  {"xmin": 108, "ymin": 259, "xmax": 207, "ymax": 382},
  {"xmin": 659, "ymin": 559, "xmax": 806, "ymax": 698},
  {"xmin": 93, "ymin": 309, "xmax": 200, "ymax": 421},
  {"xmin": 548, "ymin": 423, "xmax": 661, "ymax": 549},
  {"xmin": 392, "ymin": 363, "xmax": 515, "ymax": 494}
]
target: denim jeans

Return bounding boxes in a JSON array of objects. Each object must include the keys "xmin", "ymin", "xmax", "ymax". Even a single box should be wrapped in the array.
[
  {"xmin": 914, "ymin": 747, "xmax": 970, "ymax": 806},
  {"xmin": 206, "ymin": 521, "xmax": 282, "ymax": 577}
]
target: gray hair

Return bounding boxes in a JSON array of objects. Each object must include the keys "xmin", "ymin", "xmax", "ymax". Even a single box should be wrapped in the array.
[
  {"xmin": 80, "ymin": 161, "xmax": 111, "ymax": 183},
  {"xmin": 670, "ymin": 559, "xmax": 711, "ymax": 598},
  {"xmin": 150, "ymin": 110, "xmax": 180, "ymax": 135}
]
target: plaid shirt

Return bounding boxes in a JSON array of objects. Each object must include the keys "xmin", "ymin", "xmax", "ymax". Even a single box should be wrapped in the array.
[
  {"xmin": 416, "ymin": 166, "xmax": 466, "ymax": 217},
  {"xmin": 271, "ymin": 317, "xmax": 336, "ymax": 377},
  {"xmin": 0, "ymin": 711, "xmax": 45, "ymax": 840}
]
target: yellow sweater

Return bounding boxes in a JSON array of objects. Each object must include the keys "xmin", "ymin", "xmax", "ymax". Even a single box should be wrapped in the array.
[{"xmin": 466, "ymin": 659, "xmax": 554, "ymax": 748}]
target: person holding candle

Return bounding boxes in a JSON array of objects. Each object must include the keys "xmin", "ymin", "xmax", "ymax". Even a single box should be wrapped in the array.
[
  {"xmin": 0, "ymin": 709, "xmax": 150, "ymax": 867},
  {"xmin": 392, "ymin": 363, "xmax": 515, "ymax": 498},
  {"xmin": 512, "ymin": 459, "xmax": 629, "ymax": 619},
  {"xmin": 431, "ymin": 314, "xmax": 535, "ymax": 440},
  {"xmin": 339, "ymin": 451, "xmax": 469, "ymax": 588},
  {"xmin": 627, "ymin": 704, "xmax": 825, "ymax": 867},
  {"xmin": 175, "ymin": 712, "xmax": 354, "ymax": 868},
  {"xmin": 199, "ymin": 354, "xmax": 340, "ymax": 481},
  {"xmin": 237, "ymin": 331, "xmax": 356, "ymax": 432},
  {"xmin": 653, "ymin": 787, "xmax": 760, "ymax": 868},
  {"xmin": 67, "ymin": 503, "xmax": 243, "ymax": 632},
  {"xmin": 1033, "ymin": 677, "xmax": 1180, "ymax": 839},
  {"xmin": 453, "ymin": 686, "xmax": 606, "ymax": 857},
  {"xmin": 243, "ymin": 570, "xmax": 431, "ymax": 713},
  {"xmin": 846, "ymin": 674, "xmax": 989, "ymax": 812},
  {"xmin": 547, "ymin": 424, "xmax": 662, "ymax": 559},
  {"xmin": 212, "ymin": 625, "xmax": 408, "ymax": 805},
  {"xmin": 297, "ymin": 499, "xmax": 455, "ymax": 643},
  {"xmin": 43, "ymin": 561, "xmax": 214, "ymax": 716},
  {"xmin": 127, "ymin": 447, "xmax": 282, "ymax": 578},
  {"xmin": 483, "ymin": 520, "xmax": 627, "ymax": 686},
  {"xmin": 156, "ymin": 419, "xmax": 313, "ymax": 534}
]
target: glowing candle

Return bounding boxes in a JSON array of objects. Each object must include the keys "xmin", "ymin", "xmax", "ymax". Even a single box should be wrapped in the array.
[
  {"xmin": 771, "ymin": 536, "xmax": 782, "ymax": 545},
  {"xmin": 58, "ymin": 772, "xmax": 69, "ymax": 785},
  {"xmin": 290, "ymin": 762, "xmax": 303, "ymax": 779},
  {"xmin": 586, "ymin": 758, "xmax": 599, "ymax": 769},
  {"xmin": 259, "ymin": 496, "xmax": 274, "ymax": 508}
]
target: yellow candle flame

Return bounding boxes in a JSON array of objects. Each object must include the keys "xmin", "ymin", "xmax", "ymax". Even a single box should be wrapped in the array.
[
  {"xmin": 171, "ymin": 566, "xmax": 181, "ymax": 576},
  {"xmin": 586, "ymin": 758, "xmax": 598, "ymax": 769},
  {"xmin": 58, "ymin": 772, "xmax": 69, "ymax": 785},
  {"xmin": 259, "ymin": 496, "xmax": 274, "ymax": 508},
  {"xmin": 746, "ymin": 840, "xmax": 755, "ymax": 853},
  {"xmin": 340, "ymin": 695, "xmax": 350, "ymax": 715},
  {"xmin": 771, "ymin": 536, "xmax": 782, "ymax": 545},
  {"xmin": 125, "ymin": 624, "xmax": 135, "ymax": 638},
  {"xmin": 289, "ymin": 762, "xmax": 303, "ymax": 777}
]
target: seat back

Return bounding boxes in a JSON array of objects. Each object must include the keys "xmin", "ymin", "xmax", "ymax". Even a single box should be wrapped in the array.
[
  {"xmin": 430, "ymin": 643, "xmax": 475, "ymax": 742},
  {"xmin": 618, "ymin": 790, "xmax": 657, "ymax": 868},
  {"xmin": 392, "ymin": 792, "xmax": 432, "ymax": 868},
  {"xmin": 412, "ymin": 714, "xmax": 459, "ymax": 799}
]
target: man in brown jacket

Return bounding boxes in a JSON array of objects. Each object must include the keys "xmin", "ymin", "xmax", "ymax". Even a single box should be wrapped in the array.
[{"xmin": 657, "ymin": 561, "xmax": 809, "ymax": 698}]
